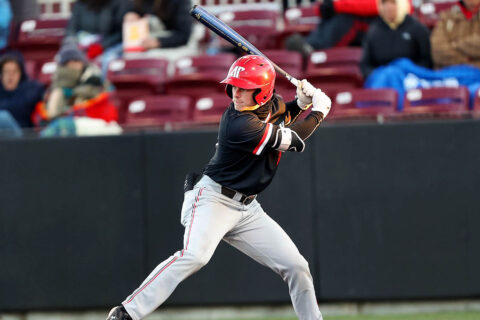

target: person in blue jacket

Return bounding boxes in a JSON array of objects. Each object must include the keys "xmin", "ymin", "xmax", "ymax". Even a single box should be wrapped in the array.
[
  {"xmin": 0, "ymin": 0, "xmax": 12, "ymax": 51},
  {"xmin": 0, "ymin": 51, "xmax": 45, "ymax": 134}
]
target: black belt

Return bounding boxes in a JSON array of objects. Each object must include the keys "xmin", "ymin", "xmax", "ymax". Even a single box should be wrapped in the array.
[{"xmin": 221, "ymin": 186, "xmax": 257, "ymax": 205}]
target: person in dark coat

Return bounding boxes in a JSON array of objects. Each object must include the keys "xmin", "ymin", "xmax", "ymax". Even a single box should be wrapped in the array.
[
  {"xmin": 123, "ymin": 0, "xmax": 192, "ymax": 50},
  {"xmin": 66, "ymin": 0, "xmax": 132, "ymax": 77},
  {"xmin": 0, "ymin": 51, "xmax": 44, "ymax": 130},
  {"xmin": 360, "ymin": 0, "xmax": 433, "ymax": 78}
]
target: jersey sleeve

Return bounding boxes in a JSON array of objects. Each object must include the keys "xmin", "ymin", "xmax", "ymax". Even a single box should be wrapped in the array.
[{"xmin": 226, "ymin": 113, "xmax": 279, "ymax": 155}]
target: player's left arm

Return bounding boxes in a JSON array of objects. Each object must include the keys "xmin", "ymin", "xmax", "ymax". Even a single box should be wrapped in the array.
[
  {"xmin": 270, "ymin": 84, "xmax": 331, "ymax": 152},
  {"xmin": 287, "ymin": 80, "xmax": 331, "ymax": 140}
]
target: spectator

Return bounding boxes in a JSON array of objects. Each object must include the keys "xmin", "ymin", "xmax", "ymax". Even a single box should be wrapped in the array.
[
  {"xmin": 123, "ymin": 0, "xmax": 192, "ymax": 51},
  {"xmin": 360, "ymin": 0, "xmax": 432, "ymax": 78},
  {"xmin": 0, "ymin": 51, "xmax": 44, "ymax": 132},
  {"xmin": 285, "ymin": 0, "xmax": 378, "ymax": 57},
  {"xmin": 430, "ymin": 0, "xmax": 480, "ymax": 69},
  {"xmin": 45, "ymin": 41, "xmax": 107, "ymax": 120},
  {"xmin": 66, "ymin": 0, "xmax": 132, "ymax": 77},
  {"xmin": 0, "ymin": 0, "xmax": 12, "ymax": 52}
]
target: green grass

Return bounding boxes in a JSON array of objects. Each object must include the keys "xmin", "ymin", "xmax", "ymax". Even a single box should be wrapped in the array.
[{"xmin": 258, "ymin": 312, "xmax": 480, "ymax": 320}]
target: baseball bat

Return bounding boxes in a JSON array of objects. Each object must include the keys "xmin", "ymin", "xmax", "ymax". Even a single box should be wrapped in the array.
[{"xmin": 190, "ymin": 5, "xmax": 299, "ymax": 87}]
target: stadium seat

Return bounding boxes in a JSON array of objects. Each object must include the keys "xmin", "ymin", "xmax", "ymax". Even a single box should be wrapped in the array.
[
  {"xmin": 174, "ymin": 53, "xmax": 237, "ymax": 76},
  {"xmin": 165, "ymin": 72, "xmax": 226, "ymax": 102},
  {"xmin": 125, "ymin": 95, "xmax": 192, "ymax": 128},
  {"xmin": 217, "ymin": 9, "xmax": 281, "ymax": 50},
  {"xmin": 414, "ymin": 0, "xmax": 457, "ymax": 29},
  {"xmin": 193, "ymin": 93, "xmax": 232, "ymax": 124},
  {"xmin": 474, "ymin": 88, "xmax": 480, "ymax": 111},
  {"xmin": 403, "ymin": 86, "xmax": 470, "ymax": 118},
  {"xmin": 15, "ymin": 18, "xmax": 68, "ymax": 67},
  {"xmin": 329, "ymin": 88, "xmax": 398, "ymax": 122},
  {"xmin": 284, "ymin": 4, "xmax": 320, "ymax": 35},
  {"xmin": 107, "ymin": 58, "xmax": 169, "ymax": 122},
  {"xmin": 37, "ymin": 60, "xmax": 57, "ymax": 86},
  {"xmin": 262, "ymin": 50, "xmax": 303, "ymax": 101},
  {"xmin": 304, "ymin": 65, "xmax": 364, "ymax": 98},
  {"xmin": 307, "ymin": 47, "xmax": 363, "ymax": 70},
  {"xmin": 24, "ymin": 59, "xmax": 38, "ymax": 80}
]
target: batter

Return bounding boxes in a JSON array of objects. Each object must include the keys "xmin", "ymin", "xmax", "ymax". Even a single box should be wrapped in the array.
[{"xmin": 107, "ymin": 55, "xmax": 331, "ymax": 320}]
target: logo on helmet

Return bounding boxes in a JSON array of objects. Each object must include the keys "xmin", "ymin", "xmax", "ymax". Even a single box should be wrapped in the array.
[{"xmin": 230, "ymin": 66, "xmax": 245, "ymax": 78}]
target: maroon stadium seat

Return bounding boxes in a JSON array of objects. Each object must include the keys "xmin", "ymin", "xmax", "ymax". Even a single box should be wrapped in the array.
[
  {"xmin": 193, "ymin": 93, "xmax": 232, "ymax": 125},
  {"xmin": 304, "ymin": 65, "xmax": 364, "ymax": 98},
  {"xmin": 165, "ymin": 72, "xmax": 226, "ymax": 103},
  {"xmin": 329, "ymin": 88, "xmax": 398, "ymax": 122},
  {"xmin": 403, "ymin": 86, "xmax": 470, "ymax": 118},
  {"xmin": 37, "ymin": 60, "xmax": 57, "ymax": 86},
  {"xmin": 125, "ymin": 95, "xmax": 192, "ymax": 128},
  {"xmin": 173, "ymin": 53, "xmax": 237, "ymax": 76},
  {"xmin": 15, "ymin": 18, "xmax": 68, "ymax": 67},
  {"xmin": 107, "ymin": 57, "xmax": 169, "ymax": 122},
  {"xmin": 414, "ymin": 0, "xmax": 457, "ymax": 29},
  {"xmin": 217, "ymin": 9, "xmax": 281, "ymax": 50},
  {"xmin": 262, "ymin": 50, "xmax": 303, "ymax": 101},
  {"xmin": 307, "ymin": 47, "xmax": 363, "ymax": 70},
  {"xmin": 474, "ymin": 88, "xmax": 480, "ymax": 111},
  {"xmin": 284, "ymin": 4, "xmax": 320, "ymax": 35}
]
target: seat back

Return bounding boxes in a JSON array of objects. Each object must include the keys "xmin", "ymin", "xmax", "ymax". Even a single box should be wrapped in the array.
[
  {"xmin": 474, "ymin": 88, "xmax": 480, "ymax": 111},
  {"xmin": 126, "ymin": 95, "xmax": 192, "ymax": 126},
  {"xmin": 403, "ymin": 86, "xmax": 470, "ymax": 115},
  {"xmin": 193, "ymin": 94, "xmax": 232, "ymax": 124},
  {"xmin": 174, "ymin": 53, "xmax": 237, "ymax": 76},
  {"xmin": 284, "ymin": 4, "xmax": 320, "ymax": 35},
  {"xmin": 415, "ymin": 0, "xmax": 457, "ymax": 29},
  {"xmin": 16, "ymin": 18, "xmax": 68, "ymax": 63},
  {"xmin": 217, "ymin": 9, "xmax": 280, "ymax": 49},
  {"xmin": 166, "ymin": 72, "xmax": 226, "ymax": 103},
  {"xmin": 304, "ymin": 65, "xmax": 364, "ymax": 98},
  {"xmin": 307, "ymin": 47, "xmax": 363, "ymax": 70},
  {"xmin": 263, "ymin": 50, "xmax": 304, "ymax": 101},
  {"xmin": 37, "ymin": 61, "xmax": 57, "ymax": 86},
  {"xmin": 108, "ymin": 58, "xmax": 170, "ymax": 121},
  {"xmin": 331, "ymin": 88, "xmax": 398, "ymax": 120}
]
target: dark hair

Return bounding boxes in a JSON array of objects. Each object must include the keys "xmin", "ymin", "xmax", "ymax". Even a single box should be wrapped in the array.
[
  {"xmin": 79, "ymin": 0, "xmax": 111, "ymax": 12},
  {"xmin": 132, "ymin": 0, "xmax": 168, "ymax": 22}
]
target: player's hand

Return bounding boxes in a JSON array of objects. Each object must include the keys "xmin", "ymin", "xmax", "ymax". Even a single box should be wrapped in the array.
[
  {"xmin": 312, "ymin": 88, "xmax": 332, "ymax": 119},
  {"xmin": 296, "ymin": 79, "xmax": 315, "ymax": 110}
]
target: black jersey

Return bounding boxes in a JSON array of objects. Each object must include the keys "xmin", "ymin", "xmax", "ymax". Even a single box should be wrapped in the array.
[{"xmin": 204, "ymin": 96, "xmax": 322, "ymax": 196}]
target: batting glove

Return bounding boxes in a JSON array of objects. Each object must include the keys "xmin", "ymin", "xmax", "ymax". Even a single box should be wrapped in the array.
[
  {"xmin": 296, "ymin": 79, "xmax": 315, "ymax": 110},
  {"xmin": 312, "ymin": 88, "xmax": 332, "ymax": 119}
]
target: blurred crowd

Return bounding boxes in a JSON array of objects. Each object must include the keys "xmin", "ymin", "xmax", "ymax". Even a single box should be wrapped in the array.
[{"xmin": 0, "ymin": 0, "xmax": 479, "ymax": 137}]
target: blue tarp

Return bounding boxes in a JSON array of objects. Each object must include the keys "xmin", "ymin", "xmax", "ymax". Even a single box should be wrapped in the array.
[{"xmin": 364, "ymin": 58, "xmax": 480, "ymax": 110}]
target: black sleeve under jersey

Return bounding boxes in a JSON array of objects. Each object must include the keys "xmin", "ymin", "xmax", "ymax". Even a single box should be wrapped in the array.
[
  {"xmin": 285, "ymin": 100, "xmax": 305, "ymax": 124},
  {"xmin": 288, "ymin": 111, "xmax": 323, "ymax": 140}
]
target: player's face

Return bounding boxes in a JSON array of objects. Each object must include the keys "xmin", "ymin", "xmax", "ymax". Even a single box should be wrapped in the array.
[{"xmin": 232, "ymin": 86, "xmax": 257, "ymax": 111}]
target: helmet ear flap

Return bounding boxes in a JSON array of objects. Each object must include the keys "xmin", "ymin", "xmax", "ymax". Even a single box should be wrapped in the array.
[
  {"xmin": 252, "ymin": 88, "xmax": 262, "ymax": 105},
  {"xmin": 226, "ymin": 84, "xmax": 233, "ymax": 98}
]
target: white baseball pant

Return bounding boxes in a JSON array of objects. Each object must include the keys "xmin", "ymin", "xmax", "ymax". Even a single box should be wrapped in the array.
[{"xmin": 122, "ymin": 175, "xmax": 322, "ymax": 320}]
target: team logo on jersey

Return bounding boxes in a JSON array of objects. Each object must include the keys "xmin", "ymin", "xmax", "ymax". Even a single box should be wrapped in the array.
[{"xmin": 230, "ymin": 66, "xmax": 245, "ymax": 78}]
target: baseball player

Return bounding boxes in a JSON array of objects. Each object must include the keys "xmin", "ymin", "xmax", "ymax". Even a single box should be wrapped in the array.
[{"xmin": 106, "ymin": 55, "xmax": 331, "ymax": 320}]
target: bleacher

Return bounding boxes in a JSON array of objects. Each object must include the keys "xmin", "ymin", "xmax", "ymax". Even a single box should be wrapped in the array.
[{"xmin": 6, "ymin": 0, "xmax": 478, "ymax": 132}]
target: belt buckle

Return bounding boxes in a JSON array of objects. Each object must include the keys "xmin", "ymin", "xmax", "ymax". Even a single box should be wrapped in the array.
[{"xmin": 242, "ymin": 194, "xmax": 256, "ymax": 205}]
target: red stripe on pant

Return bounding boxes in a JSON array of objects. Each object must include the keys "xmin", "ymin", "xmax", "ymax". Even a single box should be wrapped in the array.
[{"xmin": 124, "ymin": 187, "xmax": 204, "ymax": 305}]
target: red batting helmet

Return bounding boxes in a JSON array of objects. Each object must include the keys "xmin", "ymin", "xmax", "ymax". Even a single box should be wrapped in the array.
[{"xmin": 221, "ymin": 55, "xmax": 276, "ymax": 106}]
